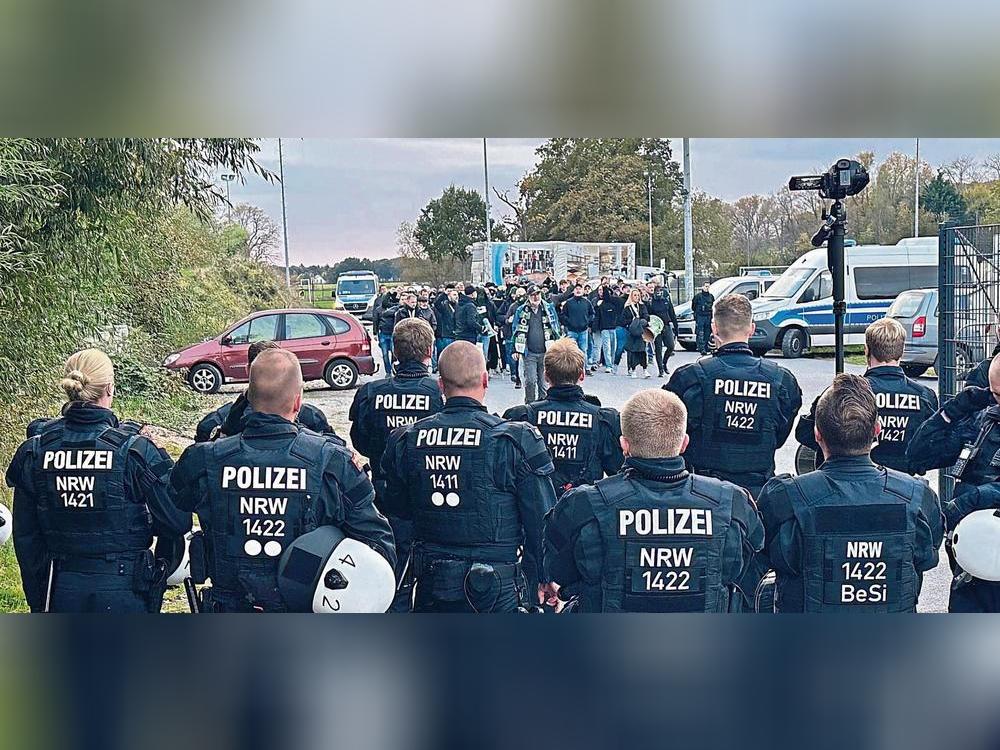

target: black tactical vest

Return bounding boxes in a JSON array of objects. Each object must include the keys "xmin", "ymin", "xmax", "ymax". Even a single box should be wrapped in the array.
[
  {"xmin": 31, "ymin": 419, "xmax": 153, "ymax": 557},
  {"xmin": 584, "ymin": 473, "xmax": 736, "ymax": 612},
  {"xmin": 778, "ymin": 470, "xmax": 921, "ymax": 613},
  {"xmin": 867, "ymin": 369, "xmax": 935, "ymax": 472},
  {"xmin": 405, "ymin": 410, "xmax": 522, "ymax": 552},
  {"xmin": 364, "ymin": 376, "xmax": 443, "ymax": 479},
  {"xmin": 204, "ymin": 430, "xmax": 325, "ymax": 609},
  {"xmin": 522, "ymin": 399, "xmax": 602, "ymax": 495},
  {"xmin": 688, "ymin": 355, "xmax": 784, "ymax": 474}
]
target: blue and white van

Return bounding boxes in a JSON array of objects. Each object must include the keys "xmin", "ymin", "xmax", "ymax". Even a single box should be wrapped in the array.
[
  {"xmin": 334, "ymin": 270, "xmax": 381, "ymax": 322},
  {"xmin": 748, "ymin": 237, "xmax": 938, "ymax": 358}
]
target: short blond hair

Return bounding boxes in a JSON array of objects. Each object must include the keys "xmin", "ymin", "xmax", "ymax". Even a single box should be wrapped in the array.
[
  {"xmin": 866, "ymin": 318, "xmax": 905, "ymax": 363},
  {"xmin": 544, "ymin": 338, "xmax": 585, "ymax": 386},
  {"xmin": 61, "ymin": 349, "xmax": 114, "ymax": 402},
  {"xmin": 620, "ymin": 389, "xmax": 688, "ymax": 458},
  {"xmin": 713, "ymin": 294, "xmax": 753, "ymax": 339}
]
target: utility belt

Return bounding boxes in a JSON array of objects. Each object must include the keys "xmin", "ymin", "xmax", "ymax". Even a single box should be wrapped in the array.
[
  {"xmin": 409, "ymin": 545, "xmax": 525, "ymax": 613},
  {"xmin": 55, "ymin": 550, "xmax": 168, "ymax": 610},
  {"xmin": 201, "ymin": 586, "xmax": 288, "ymax": 614}
]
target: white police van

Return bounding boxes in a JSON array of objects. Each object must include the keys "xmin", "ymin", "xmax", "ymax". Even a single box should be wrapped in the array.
[
  {"xmin": 675, "ymin": 274, "xmax": 777, "ymax": 351},
  {"xmin": 748, "ymin": 237, "xmax": 938, "ymax": 358}
]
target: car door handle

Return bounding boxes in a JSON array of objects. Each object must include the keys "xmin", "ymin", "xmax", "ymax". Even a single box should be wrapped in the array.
[{"xmin": 321, "ymin": 340, "xmax": 331, "ymax": 346}]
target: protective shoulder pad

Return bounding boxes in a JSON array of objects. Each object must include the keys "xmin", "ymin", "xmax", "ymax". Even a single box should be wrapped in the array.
[
  {"xmin": 6, "ymin": 437, "xmax": 38, "ymax": 487},
  {"xmin": 100, "ymin": 426, "xmax": 139, "ymax": 450},
  {"xmin": 494, "ymin": 420, "xmax": 552, "ymax": 474},
  {"xmin": 288, "ymin": 429, "xmax": 330, "ymax": 463},
  {"xmin": 38, "ymin": 419, "xmax": 66, "ymax": 448},
  {"xmin": 688, "ymin": 472, "xmax": 734, "ymax": 503},
  {"xmin": 210, "ymin": 433, "xmax": 244, "ymax": 459},
  {"xmin": 119, "ymin": 420, "xmax": 144, "ymax": 435},
  {"xmin": 547, "ymin": 485, "xmax": 599, "ymax": 542},
  {"xmin": 597, "ymin": 407, "xmax": 621, "ymax": 434},
  {"xmin": 503, "ymin": 403, "xmax": 532, "ymax": 423},
  {"xmin": 320, "ymin": 441, "xmax": 374, "ymax": 507},
  {"xmin": 757, "ymin": 474, "xmax": 797, "ymax": 526},
  {"xmin": 593, "ymin": 473, "xmax": 634, "ymax": 507},
  {"xmin": 882, "ymin": 467, "xmax": 920, "ymax": 503},
  {"xmin": 26, "ymin": 417, "xmax": 53, "ymax": 438}
]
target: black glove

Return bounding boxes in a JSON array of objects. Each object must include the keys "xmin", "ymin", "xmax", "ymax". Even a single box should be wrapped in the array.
[{"xmin": 944, "ymin": 386, "xmax": 993, "ymax": 421}]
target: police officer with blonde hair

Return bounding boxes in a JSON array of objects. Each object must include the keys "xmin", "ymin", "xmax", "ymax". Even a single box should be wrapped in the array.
[
  {"xmin": 171, "ymin": 347, "xmax": 394, "ymax": 612},
  {"xmin": 544, "ymin": 389, "xmax": 764, "ymax": 612},
  {"xmin": 795, "ymin": 317, "xmax": 937, "ymax": 473},
  {"xmin": 6, "ymin": 349, "xmax": 191, "ymax": 612}
]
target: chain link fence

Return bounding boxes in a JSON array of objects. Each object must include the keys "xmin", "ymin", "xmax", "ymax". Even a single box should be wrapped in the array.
[{"xmin": 937, "ymin": 222, "xmax": 1000, "ymax": 499}]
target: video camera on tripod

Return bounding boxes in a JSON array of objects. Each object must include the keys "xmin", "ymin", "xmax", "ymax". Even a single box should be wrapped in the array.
[{"xmin": 788, "ymin": 159, "xmax": 871, "ymax": 373}]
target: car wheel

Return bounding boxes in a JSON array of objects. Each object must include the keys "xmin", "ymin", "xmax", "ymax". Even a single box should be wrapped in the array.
[
  {"xmin": 188, "ymin": 363, "xmax": 223, "ymax": 394},
  {"xmin": 324, "ymin": 359, "xmax": 359, "ymax": 390},
  {"xmin": 679, "ymin": 341, "xmax": 698, "ymax": 352},
  {"xmin": 780, "ymin": 329, "xmax": 806, "ymax": 359},
  {"xmin": 901, "ymin": 364, "xmax": 929, "ymax": 378}
]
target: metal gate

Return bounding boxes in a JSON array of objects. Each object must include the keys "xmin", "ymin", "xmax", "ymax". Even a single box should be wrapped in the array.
[{"xmin": 937, "ymin": 222, "xmax": 1000, "ymax": 499}]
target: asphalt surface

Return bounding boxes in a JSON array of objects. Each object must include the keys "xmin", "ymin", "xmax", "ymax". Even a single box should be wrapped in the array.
[{"xmin": 299, "ymin": 344, "xmax": 952, "ymax": 613}]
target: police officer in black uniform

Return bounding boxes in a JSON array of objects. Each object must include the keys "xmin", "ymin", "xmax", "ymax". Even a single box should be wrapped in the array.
[
  {"xmin": 171, "ymin": 348, "xmax": 394, "ymax": 612},
  {"xmin": 795, "ymin": 318, "xmax": 937, "ymax": 474},
  {"xmin": 759, "ymin": 374, "xmax": 943, "ymax": 613},
  {"xmin": 195, "ymin": 340, "xmax": 340, "ymax": 443},
  {"xmin": 665, "ymin": 293, "xmax": 802, "ymax": 499},
  {"xmin": 380, "ymin": 341, "xmax": 558, "ymax": 613},
  {"xmin": 349, "ymin": 318, "xmax": 444, "ymax": 611},
  {"xmin": 503, "ymin": 338, "xmax": 623, "ymax": 498},
  {"xmin": 544, "ymin": 389, "xmax": 764, "ymax": 612},
  {"xmin": 692, "ymin": 282, "xmax": 715, "ymax": 355},
  {"xmin": 906, "ymin": 354, "xmax": 1000, "ymax": 611},
  {"xmin": 6, "ymin": 349, "xmax": 191, "ymax": 612}
]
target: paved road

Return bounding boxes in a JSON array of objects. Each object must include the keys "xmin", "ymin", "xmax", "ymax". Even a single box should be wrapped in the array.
[{"xmin": 301, "ymin": 345, "xmax": 952, "ymax": 612}]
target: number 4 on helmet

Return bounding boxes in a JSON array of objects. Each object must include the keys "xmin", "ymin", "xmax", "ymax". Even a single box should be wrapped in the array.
[{"xmin": 277, "ymin": 526, "xmax": 396, "ymax": 613}]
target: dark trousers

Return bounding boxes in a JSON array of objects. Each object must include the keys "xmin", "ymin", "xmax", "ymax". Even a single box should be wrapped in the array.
[
  {"xmin": 695, "ymin": 316, "xmax": 712, "ymax": 353},
  {"xmin": 949, "ymin": 579, "xmax": 1000, "ymax": 612},
  {"xmin": 49, "ymin": 571, "xmax": 151, "ymax": 613},
  {"xmin": 412, "ymin": 562, "xmax": 522, "ymax": 613},
  {"xmin": 387, "ymin": 516, "xmax": 413, "ymax": 613},
  {"xmin": 654, "ymin": 327, "xmax": 676, "ymax": 374}
]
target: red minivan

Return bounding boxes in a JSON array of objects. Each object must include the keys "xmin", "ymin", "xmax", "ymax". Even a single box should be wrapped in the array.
[{"xmin": 162, "ymin": 309, "xmax": 377, "ymax": 394}]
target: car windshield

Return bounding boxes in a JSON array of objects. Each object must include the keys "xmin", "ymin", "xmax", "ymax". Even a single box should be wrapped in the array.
[
  {"xmin": 338, "ymin": 279, "xmax": 375, "ymax": 295},
  {"xmin": 760, "ymin": 268, "xmax": 814, "ymax": 299},
  {"xmin": 709, "ymin": 278, "xmax": 734, "ymax": 297},
  {"xmin": 888, "ymin": 291, "xmax": 926, "ymax": 319}
]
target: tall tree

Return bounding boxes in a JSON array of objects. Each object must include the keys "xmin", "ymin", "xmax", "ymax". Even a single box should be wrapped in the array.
[
  {"xmin": 231, "ymin": 203, "xmax": 280, "ymax": 263},
  {"xmin": 921, "ymin": 172, "xmax": 968, "ymax": 222},
  {"xmin": 414, "ymin": 186, "xmax": 504, "ymax": 262},
  {"xmin": 519, "ymin": 138, "xmax": 683, "ymax": 262}
]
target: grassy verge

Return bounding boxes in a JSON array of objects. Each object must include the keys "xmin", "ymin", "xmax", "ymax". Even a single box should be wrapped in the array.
[{"xmin": 0, "ymin": 385, "xmax": 224, "ymax": 613}]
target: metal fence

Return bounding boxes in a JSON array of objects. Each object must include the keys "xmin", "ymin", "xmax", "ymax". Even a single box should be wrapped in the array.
[{"xmin": 938, "ymin": 222, "xmax": 1000, "ymax": 499}]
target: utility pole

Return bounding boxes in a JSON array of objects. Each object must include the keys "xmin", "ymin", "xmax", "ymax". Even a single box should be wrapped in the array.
[
  {"xmin": 483, "ymin": 138, "xmax": 492, "ymax": 244},
  {"xmin": 683, "ymin": 138, "xmax": 693, "ymax": 300},
  {"xmin": 278, "ymin": 138, "xmax": 291, "ymax": 288},
  {"xmin": 914, "ymin": 137, "xmax": 920, "ymax": 237},
  {"xmin": 646, "ymin": 170, "xmax": 654, "ymax": 266}
]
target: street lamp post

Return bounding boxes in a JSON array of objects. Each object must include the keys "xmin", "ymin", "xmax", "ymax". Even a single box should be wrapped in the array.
[
  {"xmin": 646, "ymin": 170, "xmax": 654, "ymax": 267},
  {"xmin": 278, "ymin": 138, "xmax": 291, "ymax": 288},
  {"xmin": 914, "ymin": 137, "xmax": 920, "ymax": 238},
  {"xmin": 483, "ymin": 138, "xmax": 492, "ymax": 244},
  {"xmin": 221, "ymin": 173, "xmax": 235, "ymax": 222}
]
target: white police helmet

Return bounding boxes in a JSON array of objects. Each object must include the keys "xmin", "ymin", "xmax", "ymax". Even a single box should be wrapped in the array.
[
  {"xmin": 277, "ymin": 526, "xmax": 395, "ymax": 613},
  {"xmin": 166, "ymin": 532, "xmax": 194, "ymax": 586},
  {"xmin": 0, "ymin": 503, "xmax": 11, "ymax": 546},
  {"xmin": 952, "ymin": 509, "xmax": 1000, "ymax": 582}
]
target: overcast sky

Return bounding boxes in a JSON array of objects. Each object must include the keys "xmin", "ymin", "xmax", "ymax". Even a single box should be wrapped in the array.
[{"xmin": 226, "ymin": 138, "xmax": 1000, "ymax": 264}]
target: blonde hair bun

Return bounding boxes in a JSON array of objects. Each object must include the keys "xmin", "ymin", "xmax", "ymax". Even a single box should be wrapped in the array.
[{"xmin": 61, "ymin": 349, "xmax": 114, "ymax": 403}]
